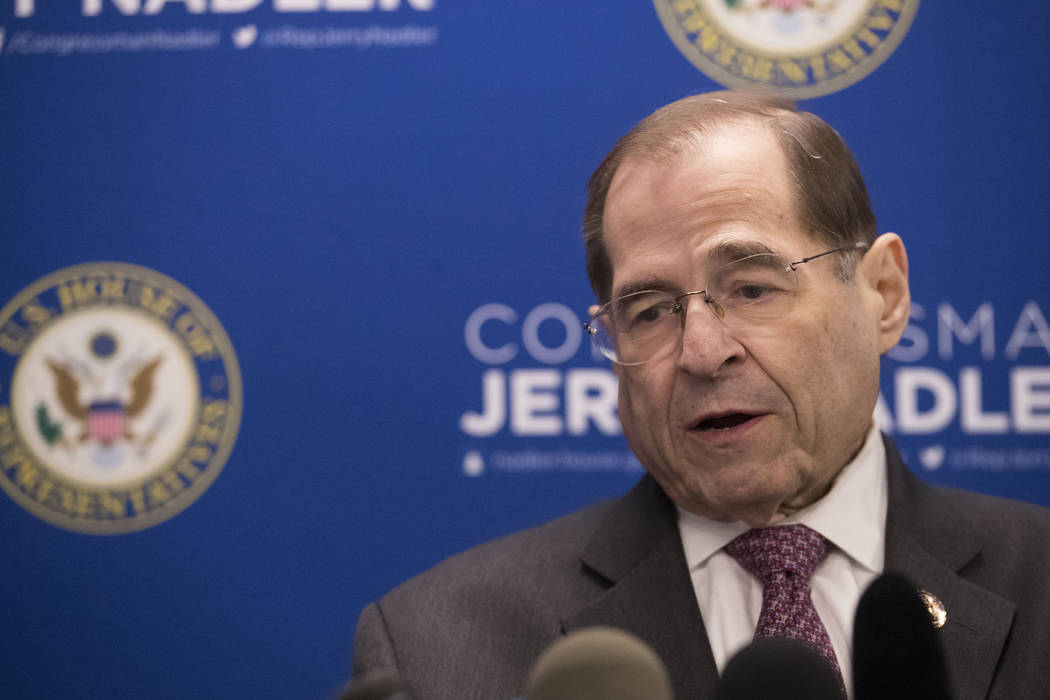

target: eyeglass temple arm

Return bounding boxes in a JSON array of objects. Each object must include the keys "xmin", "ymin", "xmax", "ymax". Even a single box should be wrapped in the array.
[{"xmin": 788, "ymin": 241, "xmax": 869, "ymax": 270}]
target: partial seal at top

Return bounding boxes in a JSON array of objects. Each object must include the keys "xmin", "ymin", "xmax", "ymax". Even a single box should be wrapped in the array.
[
  {"xmin": 0, "ymin": 262, "xmax": 242, "ymax": 534},
  {"xmin": 653, "ymin": 0, "xmax": 921, "ymax": 98}
]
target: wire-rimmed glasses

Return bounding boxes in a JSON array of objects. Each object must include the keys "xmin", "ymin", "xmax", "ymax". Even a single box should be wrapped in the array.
[{"xmin": 584, "ymin": 243, "xmax": 867, "ymax": 365}]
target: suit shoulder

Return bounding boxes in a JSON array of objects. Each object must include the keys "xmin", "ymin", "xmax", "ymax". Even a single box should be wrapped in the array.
[
  {"xmin": 937, "ymin": 485, "xmax": 1050, "ymax": 532},
  {"xmin": 353, "ymin": 498, "xmax": 621, "ymax": 699},
  {"xmin": 933, "ymin": 485, "xmax": 1050, "ymax": 576}
]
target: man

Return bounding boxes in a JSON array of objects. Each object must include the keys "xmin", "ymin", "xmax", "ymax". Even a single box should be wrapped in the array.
[{"xmin": 353, "ymin": 92, "xmax": 1050, "ymax": 699}]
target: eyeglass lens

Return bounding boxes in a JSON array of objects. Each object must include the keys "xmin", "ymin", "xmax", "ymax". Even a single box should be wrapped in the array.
[{"xmin": 589, "ymin": 253, "xmax": 800, "ymax": 365}]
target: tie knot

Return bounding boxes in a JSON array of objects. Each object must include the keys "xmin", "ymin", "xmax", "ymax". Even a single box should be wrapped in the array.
[{"xmin": 724, "ymin": 524, "xmax": 829, "ymax": 584}]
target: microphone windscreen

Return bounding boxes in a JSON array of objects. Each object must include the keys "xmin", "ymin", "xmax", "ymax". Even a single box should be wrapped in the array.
[
  {"xmin": 526, "ymin": 626, "xmax": 673, "ymax": 700},
  {"xmin": 853, "ymin": 572, "xmax": 952, "ymax": 700},
  {"xmin": 713, "ymin": 638, "xmax": 841, "ymax": 700},
  {"xmin": 337, "ymin": 671, "xmax": 414, "ymax": 700}
]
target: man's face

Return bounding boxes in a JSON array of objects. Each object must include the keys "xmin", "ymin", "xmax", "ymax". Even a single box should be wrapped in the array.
[{"xmin": 600, "ymin": 122, "xmax": 884, "ymax": 527}]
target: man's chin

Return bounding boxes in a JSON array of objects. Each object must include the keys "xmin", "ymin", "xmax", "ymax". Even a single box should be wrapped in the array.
[
  {"xmin": 693, "ymin": 499, "xmax": 791, "ymax": 528},
  {"xmin": 670, "ymin": 468, "xmax": 805, "ymax": 525}
]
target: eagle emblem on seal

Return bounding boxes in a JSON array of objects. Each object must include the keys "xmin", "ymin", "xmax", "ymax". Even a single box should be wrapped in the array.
[{"xmin": 41, "ymin": 356, "xmax": 162, "ymax": 448}]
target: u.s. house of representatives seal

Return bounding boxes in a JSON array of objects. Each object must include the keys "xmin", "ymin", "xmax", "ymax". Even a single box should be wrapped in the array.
[
  {"xmin": 654, "ymin": 0, "xmax": 920, "ymax": 98},
  {"xmin": 0, "ymin": 262, "xmax": 242, "ymax": 534}
]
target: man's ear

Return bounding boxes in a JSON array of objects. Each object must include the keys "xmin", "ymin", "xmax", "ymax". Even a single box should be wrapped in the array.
[{"xmin": 860, "ymin": 233, "xmax": 910, "ymax": 354}]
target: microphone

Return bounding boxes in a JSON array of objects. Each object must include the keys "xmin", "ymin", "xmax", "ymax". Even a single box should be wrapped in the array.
[
  {"xmin": 525, "ymin": 626, "xmax": 673, "ymax": 700},
  {"xmin": 713, "ymin": 638, "xmax": 842, "ymax": 700},
  {"xmin": 336, "ymin": 671, "xmax": 414, "ymax": 700},
  {"xmin": 852, "ymin": 572, "xmax": 952, "ymax": 700}
]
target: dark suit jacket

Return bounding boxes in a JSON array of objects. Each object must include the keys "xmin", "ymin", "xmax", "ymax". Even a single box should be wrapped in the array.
[{"xmin": 353, "ymin": 437, "xmax": 1050, "ymax": 699}]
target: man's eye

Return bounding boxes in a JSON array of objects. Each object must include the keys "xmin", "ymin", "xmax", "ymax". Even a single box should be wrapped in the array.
[
  {"xmin": 723, "ymin": 281, "xmax": 785, "ymax": 305},
  {"xmin": 618, "ymin": 301, "xmax": 669, "ymax": 329},
  {"xmin": 634, "ymin": 306, "xmax": 663, "ymax": 323},
  {"xmin": 739, "ymin": 284, "xmax": 772, "ymax": 300}
]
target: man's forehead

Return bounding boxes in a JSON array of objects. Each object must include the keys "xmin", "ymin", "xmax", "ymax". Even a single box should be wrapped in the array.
[
  {"xmin": 605, "ymin": 123, "xmax": 791, "ymax": 224},
  {"xmin": 602, "ymin": 123, "xmax": 803, "ymax": 292}
]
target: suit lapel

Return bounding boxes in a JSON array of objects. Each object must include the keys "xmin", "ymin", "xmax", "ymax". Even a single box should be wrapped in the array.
[
  {"xmin": 883, "ymin": 437, "xmax": 1015, "ymax": 700},
  {"xmin": 562, "ymin": 476, "xmax": 719, "ymax": 699}
]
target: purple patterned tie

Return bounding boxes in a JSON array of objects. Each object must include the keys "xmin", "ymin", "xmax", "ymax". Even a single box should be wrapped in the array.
[{"xmin": 724, "ymin": 524, "xmax": 846, "ymax": 697}]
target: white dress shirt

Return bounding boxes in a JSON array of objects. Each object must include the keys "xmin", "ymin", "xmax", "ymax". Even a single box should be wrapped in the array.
[{"xmin": 677, "ymin": 426, "xmax": 888, "ymax": 699}]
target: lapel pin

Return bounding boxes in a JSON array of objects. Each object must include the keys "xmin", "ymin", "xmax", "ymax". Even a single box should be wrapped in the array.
[{"xmin": 918, "ymin": 589, "xmax": 947, "ymax": 629}]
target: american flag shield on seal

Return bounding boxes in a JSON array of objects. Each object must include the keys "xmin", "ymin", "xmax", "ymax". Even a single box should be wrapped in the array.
[{"xmin": 87, "ymin": 400, "xmax": 126, "ymax": 445}]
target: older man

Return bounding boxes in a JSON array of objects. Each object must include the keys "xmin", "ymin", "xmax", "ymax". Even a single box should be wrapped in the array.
[{"xmin": 352, "ymin": 92, "xmax": 1050, "ymax": 699}]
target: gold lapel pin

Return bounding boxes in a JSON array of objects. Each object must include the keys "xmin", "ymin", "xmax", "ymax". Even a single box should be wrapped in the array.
[{"xmin": 918, "ymin": 589, "xmax": 947, "ymax": 629}]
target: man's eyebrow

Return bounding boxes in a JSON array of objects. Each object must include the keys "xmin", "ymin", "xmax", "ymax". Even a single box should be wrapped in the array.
[
  {"xmin": 611, "ymin": 240, "xmax": 784, "ymax": 300},
  {"xmin": 708, "ymin": 239, "xmax": 779, "ymax": 265},
  {"xmin": 613, "ymin": 276, "xmax": 678, "ymax": 300}
]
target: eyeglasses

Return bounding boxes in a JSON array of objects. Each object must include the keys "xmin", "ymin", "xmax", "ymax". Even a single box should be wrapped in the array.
[{"xmin": 584, "ymin": 242, "xmax": 868, "ymax": 365}]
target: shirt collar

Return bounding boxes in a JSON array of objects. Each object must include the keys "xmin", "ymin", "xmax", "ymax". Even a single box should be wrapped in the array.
[{"xmin": 678, "ymin": 425, "xmax": 887, "ymax": 573}]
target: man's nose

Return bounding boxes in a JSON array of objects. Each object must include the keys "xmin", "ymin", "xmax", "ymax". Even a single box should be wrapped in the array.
[{"xmin": 676, "ymin": 297, "xmax": 747, "ymax": 377}]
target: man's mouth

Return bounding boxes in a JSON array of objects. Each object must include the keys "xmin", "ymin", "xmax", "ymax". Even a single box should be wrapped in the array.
[{"xmin": 694, "ymin": 413, "xmax": 759, "ymax": 431}]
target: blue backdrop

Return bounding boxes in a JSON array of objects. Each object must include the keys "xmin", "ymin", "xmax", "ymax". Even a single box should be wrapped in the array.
[{"xmin": 2, "ymin": 2, "xmax": 1048, "ymax": 698}]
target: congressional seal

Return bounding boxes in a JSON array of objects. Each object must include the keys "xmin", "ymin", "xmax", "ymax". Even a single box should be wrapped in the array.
[
  {"xmin": 0, "ymin": 262, "xmax": 242, "ymax": 534},
  {"xmin": 653, "ymin": 0, "xmax": 921, "ymax": 98}
]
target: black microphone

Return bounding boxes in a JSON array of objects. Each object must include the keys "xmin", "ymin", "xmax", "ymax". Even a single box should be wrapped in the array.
[
  {"xmin": 713, "ymin": 638, "xmax": 842, "ymax": 700},
  {"xmin": 336, "ymin": 670, "xmax": 414, "ymax": 700},
  {"xmin": 852, "ymin": 572, "xmax": 952, "ymax": 700},
  {"xmin": 525, "ymin": 626, "xmax": 673, "ymax": 700}
]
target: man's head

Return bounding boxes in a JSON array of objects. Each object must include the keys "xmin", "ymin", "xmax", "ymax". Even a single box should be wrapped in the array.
[{"xmin": 584, "ymin": 92, "xmax": 910, "ymax": 527}]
